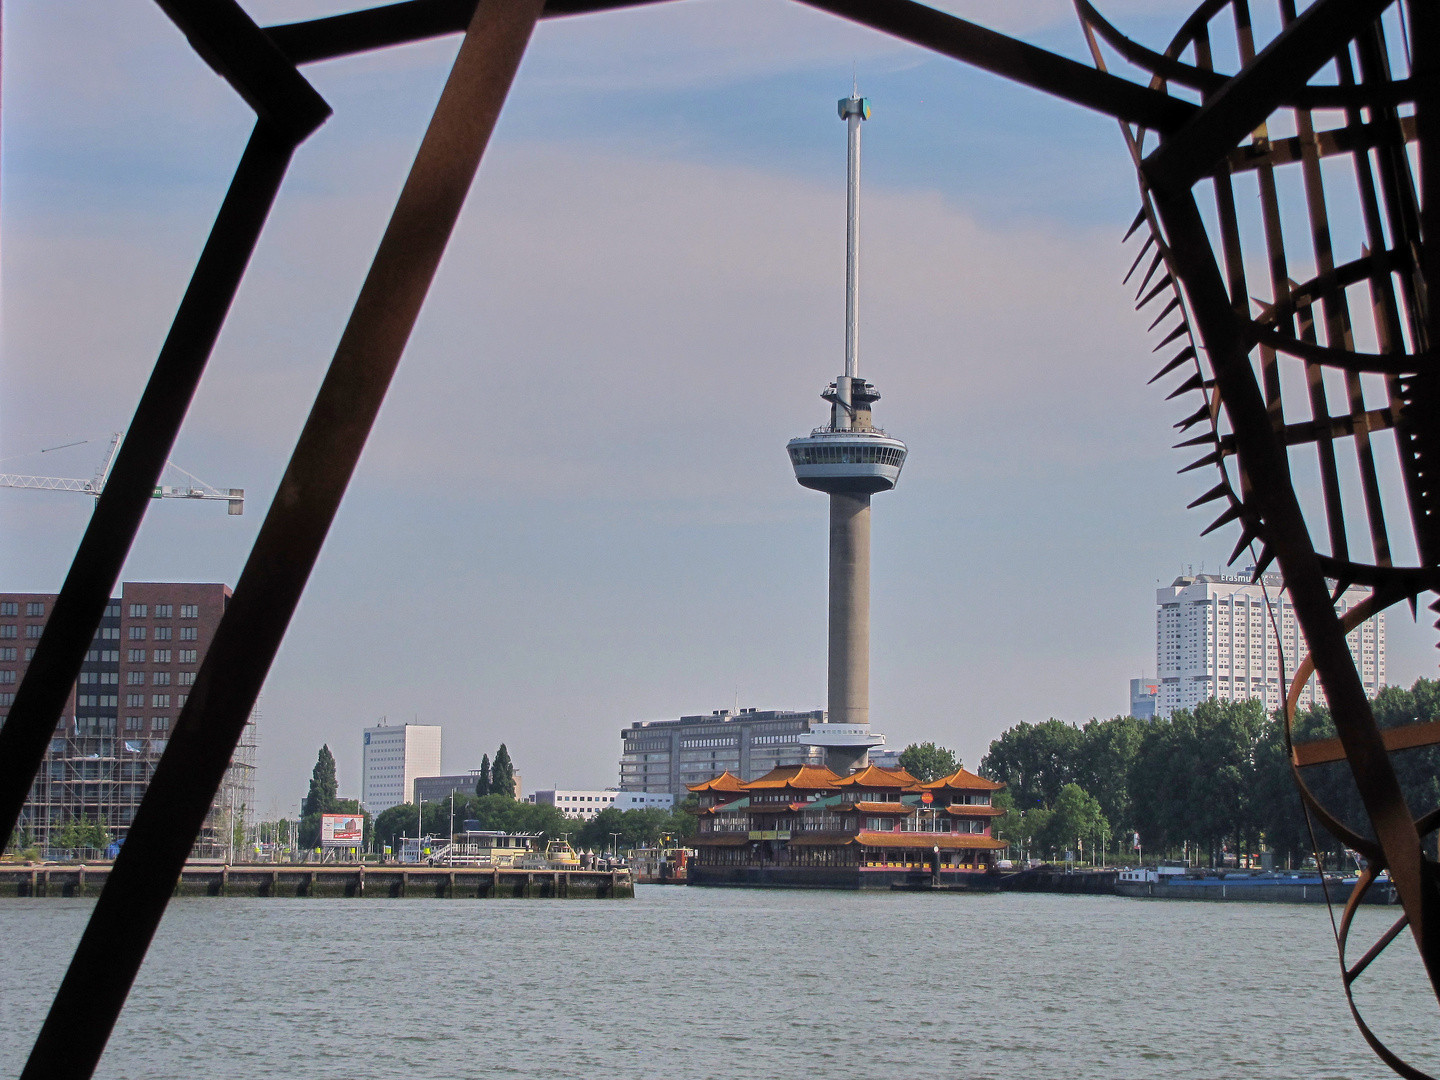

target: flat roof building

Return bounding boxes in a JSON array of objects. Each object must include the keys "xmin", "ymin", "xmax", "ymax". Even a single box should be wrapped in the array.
[
  {"xmin": 414, "ymin": 770, "xmax": 522, "ymax": 805},
  {"xmin": 620, "ymin": 708, "xmax": 827, "ymax": 796},
  {"xmin": 1157, "ymin": 571, "xmax": 1384, "ymax": 718},
  {"xmin": 361, "ymin": 722, "xmax": 441, "ymax": 815},
  {"xmin": 530, "ymin": 789, "xmax": 674, "ymax": 821}
]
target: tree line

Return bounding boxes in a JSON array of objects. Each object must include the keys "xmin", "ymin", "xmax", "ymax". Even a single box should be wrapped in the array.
[{"xmin": 977, "ymin": 678, "xmax": 1440, "ymax": 868}]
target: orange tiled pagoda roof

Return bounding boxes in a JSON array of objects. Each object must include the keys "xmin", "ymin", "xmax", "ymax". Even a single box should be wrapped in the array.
[
  {"xmin": 687, "ymin": 770, "xmax": 746, "ymax": 793},
  {"xmin": 851, "ymin": 801, "xmax": 913, "ymax": 813},
  {"xmin": 830, "ymin": 764, "xmax": 921, "ymax": 790},
  {"xmin": 920, "ymin": 767, "xmax": 1005, "ymax": 792},
  {"xmin": 742, "ymin": 764, "xmax": 841, "ymax": 791},
  {"xmin": 944, "ymin": 804, "xmax": 1004, "ymax": 817}
]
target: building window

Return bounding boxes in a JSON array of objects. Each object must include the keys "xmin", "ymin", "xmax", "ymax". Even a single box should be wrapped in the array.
[
  {"xmin": 178, "ymin": 671, "xmax": 196, "ymax": 686},
  {"xmin": 0, "ymin": 649, "xmax": 13, "ymax": 662},
  {"xmin": 128, "ymin": 671, "xmax": 147, "ymax": 686},
  {"xmin": 126, "ymin": 694, "xmax": 145, "ymax": 707},
  {"xmin": 177, "ymin": 695, "xmax": 187, "ymax": 708},
  {"xmin": 179, "ymin": 649, "xmax": 197, "ymax": 663},
  {"xmin": 125, "ymin": 716, "xmax": 143, "ymax": 731},
  {"xmin": 153, "ymin": 627, "xmax": 172, "ymax": 641},
  {"xmin": 24, "ymin": 625, "xmax": 42, "ymax": 639},
  {"xmin": 0, "ymin": 626, "xmax": 15, "ymax": 639},
  {"xmin": 0, "ymin": 603, "xmax": 14, "ymax": 616},
  {"xmin": 152, "ymin": 672, "xmax": 171, "ymax": 686},
  {"xmin": 0, "ymin": 693, "xmax": 12, "ymax": 707},
  {"xmin": 152, "ymin": 717, "xmax": 170, "ymax": 731},
  {"xmin": 179, "ymin": 627, "xmax": 197, "ymax": 641},
  {"xmin": 0, "ymin": 671, "xmax": 13, "ymax": 684},
  {"xmin": 129, "ymin": 604, "xmax": 147, "ymax": 618},
  {"xmin": 129, "ymin": 649, "xmax": 146, "ymax": 662},
  {"xmin": 180, "ymin": 604, "xmax": 199, "ymax": 619},
  {"xmin": 100, "ymin": 627, "xmax": 119, "ymax": 640},
  {"xmin": 129, "ymin": 627, "xmax": 146, "ymax": 641},
  {"xmin": 154, "ymin": 604, "xmax": 173, "ymax": 618},
  {"xmin": 26, "ymin": 602, "xmax": 45, "ymax": 617},
  {"xmin": 153, "ymin": 649, "xmax": 171, "ymax": 663}
]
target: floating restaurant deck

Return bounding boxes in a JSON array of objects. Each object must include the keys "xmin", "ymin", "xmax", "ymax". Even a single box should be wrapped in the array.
[
  {"xmin": 688, "ymin": 763, "xmax": 1009, "ymax": 889},
  {"xmin": 0, "ymin": 863, "xmax": 633, "ymax": 899}
]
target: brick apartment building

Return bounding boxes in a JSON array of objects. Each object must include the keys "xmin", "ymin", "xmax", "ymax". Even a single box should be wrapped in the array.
[{"xmin": 0, "ymin": 582, "xmax": 255, "ymax": 857}]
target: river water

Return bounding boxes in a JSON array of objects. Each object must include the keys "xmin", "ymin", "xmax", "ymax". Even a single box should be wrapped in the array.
[{"xmin": 0, "ymin": 887, "xmax": 1435, "ymax": 1079}]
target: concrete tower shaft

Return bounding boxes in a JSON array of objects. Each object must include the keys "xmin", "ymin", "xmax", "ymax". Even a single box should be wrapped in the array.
[{"xmin": 828, "ymin": 492, "xmax": 870, "ymax": 729}]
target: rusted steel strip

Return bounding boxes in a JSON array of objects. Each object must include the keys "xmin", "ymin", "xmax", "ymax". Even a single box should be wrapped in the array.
[
  {"xmin": 1144, "ymin": 0, "xmax": 1393, "ymax": 194},
  {"xmin": 1225, "ymin": 114, "xmax": 1416, "ymax": 175},
  {"xmin": 0, "ymin": 121, "xmax": 300, "ymax": 855},
  {"xmin": 1292, "ymin": 62, "xmax": 1359, "ymax": 566},
  {"xmin": 1154, "ymin": 186, "xmax": 1438, "ymax": 999},
  {"xmin": 1212, "ymin": 408, "xmax": 1397, "ymax": 453},
  {"xmin": 18, "ymin": 2, "xmax": 543, "ymax": 1077},
  {"xmin": 153, "ymin": 0, "xmax": 330, "ymax": 142},
  {"xmin": 1248, "ymin": 324, "xmax": 1430, "ymax": 375},
  {"xmin": 1074, "ymin": 0, "xmax": 1225, "ymax": 93},
  {"xmin": 801, "ymin": 0, "xmax": 1195, "ymax": 131},
  {"xmin": 267, "ymin": 0, "xmax": 672, "ymax": 64},
  {"xmin": 1295, "ymin": 720, "xmax": 1440, "ymax": 767}
]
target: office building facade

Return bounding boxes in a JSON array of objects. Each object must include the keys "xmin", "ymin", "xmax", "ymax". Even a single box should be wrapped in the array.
[
  {"xmin": 530, "ymin": 788, "xmax": 674, "ymax": 821},
  {"xmin": 414, "ymin": 770, "xmax": 522, "ymax": 805},
  {"xmin": 1129, "ymin": 678, "xmax": 1160, "ymax": 720},
  {"xmin": 2, "ymin": 582, "xmax": 253, "ymax": 857},
  {"xmin": 619, "ymin": 708, "xmax": 826, "ymax": 796},
  {"xmin": 361, "ymin": 723, "xmax": 441, "ymax": 814},
  {"xmin": 1156, "ymin": 572, "xmax": 1384, "ymax": 718}
]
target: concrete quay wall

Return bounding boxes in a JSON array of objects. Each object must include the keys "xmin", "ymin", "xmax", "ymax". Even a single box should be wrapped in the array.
[{"xmin": 0, "ymin": 864, "xmax": 633, "ymax": 900}]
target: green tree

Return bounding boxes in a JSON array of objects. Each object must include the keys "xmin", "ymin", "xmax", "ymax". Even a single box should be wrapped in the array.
[
  {"xmin": 372, "ymin": 803, "xmax": 419, "ymax": 853},
  {"xmin": 298, "ymin": 744, "xmax": 339, "ymax": 848},
  {"xmin": 59, "ymin": 814, "xmax": 108, "ymax": 857},
  {"xmin": 1038, "ymin": 783, "xmax": 1109, "ymax": 862},
  {"xmin": 980, "ymin": 719, "xmax": 1082, "ymax": 810},
  {"xmin": 898, "ymin": 742, "xmax": 959, "ymax": 782},
  {"xmin": 1075, "ymin": 714, "xmax": 1144, "ymax": 840},
  {"xmin": 475, "ymin": 755, "xmax": 491, "ymax": 798},
  {"xmin": 490, "ymin": 744, "xmax": 516, "ymax": 800}
]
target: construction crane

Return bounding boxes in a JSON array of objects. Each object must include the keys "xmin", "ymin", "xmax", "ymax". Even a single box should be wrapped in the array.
[{"xmin": 0, "ymin": 432, "xmax": 243, "ymax": 514}]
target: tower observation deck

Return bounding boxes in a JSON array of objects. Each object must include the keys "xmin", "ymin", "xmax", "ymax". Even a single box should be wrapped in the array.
[{"xmin": 790, "ymin": 93, "xmax": 905, "ymax": 775}]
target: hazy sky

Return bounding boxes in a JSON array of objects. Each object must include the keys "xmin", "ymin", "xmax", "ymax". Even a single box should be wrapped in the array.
[{"xmin": 4, "ymin": 0, "xmax": 1435, "ymax": 816}]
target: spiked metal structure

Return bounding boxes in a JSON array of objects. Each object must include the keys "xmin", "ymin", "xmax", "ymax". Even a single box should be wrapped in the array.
[{"xmin": 4, "ymin": 1, "xmax": 1440, "ymax": 1077}]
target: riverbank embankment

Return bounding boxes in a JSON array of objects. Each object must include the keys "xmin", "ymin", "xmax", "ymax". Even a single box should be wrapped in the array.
[{"xmin": 0, "ymin": 863, "xmax": 633, "ymax": 899}]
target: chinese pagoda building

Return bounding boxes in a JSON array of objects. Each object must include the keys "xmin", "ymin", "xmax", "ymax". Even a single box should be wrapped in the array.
[{"xmin": 689, "ymin": 764, "xmax": 1007, "ymax": 888}]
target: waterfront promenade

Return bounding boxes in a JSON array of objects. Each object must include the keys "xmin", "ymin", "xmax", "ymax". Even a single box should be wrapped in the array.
[{"xmin": 0, "ymin": 863, "xmax": 632, "ymax": 899}]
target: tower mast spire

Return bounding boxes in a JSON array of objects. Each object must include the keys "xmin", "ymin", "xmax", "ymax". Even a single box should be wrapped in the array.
[{"xmin": 788, "ymin": 91, "xmax": 902, "ymax": 776}]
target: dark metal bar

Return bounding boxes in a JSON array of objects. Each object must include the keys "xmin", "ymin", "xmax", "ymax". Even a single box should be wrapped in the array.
[
  {"xmin": 0, "ymin": 120, "xmax": 300, "ymax": 853},
  {"xmin": 154, "ymin": 0, "xmax": 330, "ymax": 142},
  {"xmin": 1144, "ymin": 0, "xmax": 1393, "ymax": 194},
  {"xmin": 1152, "ymin": 185, "xmax": 1440, "ymax": 1001},
  {"xmin": 800, "ymin": 0, "xmax": 1194, "ymax": 131},
  {"xmin": 267, "ymin": 0, "xmax": 673, "ymax": 65},
  {"xmin": 18, "ymin": 2, "xmax": 543, "ymax": 1076}
]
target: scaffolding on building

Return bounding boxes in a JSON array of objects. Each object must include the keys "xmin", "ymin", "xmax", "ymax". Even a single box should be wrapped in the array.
[{"xmin": 16, "ymin": 707, "xmax": 257, "ymax": 860}]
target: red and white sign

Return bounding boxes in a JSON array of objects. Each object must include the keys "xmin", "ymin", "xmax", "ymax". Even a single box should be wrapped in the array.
[
  {"xmin": 321, "ymin": 813, "xmax": 364, "ymax": 847},
  {"xmin": 920, "ymin": 791, "xmax": 934, "ymax": 805}
]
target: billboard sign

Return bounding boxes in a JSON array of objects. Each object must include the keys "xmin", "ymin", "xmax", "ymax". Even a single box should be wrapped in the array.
[{"xmin": 322, "ymin": 813, "xmax": 364, "ymax": 848}]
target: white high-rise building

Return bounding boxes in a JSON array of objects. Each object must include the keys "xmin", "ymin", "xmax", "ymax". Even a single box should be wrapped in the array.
[
  {"xmin": 361, "ymin": 722, "xmax": 442, "ymax": 814},
  {"xmin": 1156, "ymin": 571, "xmax": 1384, "ymax": 719}
]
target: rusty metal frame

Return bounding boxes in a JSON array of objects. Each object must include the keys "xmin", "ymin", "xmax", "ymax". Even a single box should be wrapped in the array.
[{"xmin": 5, "ymin": 1, "xmax": 1440, "ymax": 1077}]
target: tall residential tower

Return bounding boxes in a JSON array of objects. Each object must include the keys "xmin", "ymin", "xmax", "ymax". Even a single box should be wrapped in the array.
[{"xmin": 788, "ymin": 94, "xmax": 906, "ymax": 774}]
